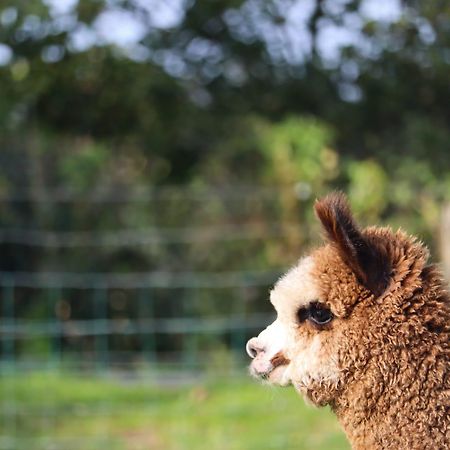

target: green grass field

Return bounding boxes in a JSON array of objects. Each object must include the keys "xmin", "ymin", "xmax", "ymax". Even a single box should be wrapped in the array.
[{"xmin": 0, "ymin": 372, "xmax": 350, "ymax": 450}]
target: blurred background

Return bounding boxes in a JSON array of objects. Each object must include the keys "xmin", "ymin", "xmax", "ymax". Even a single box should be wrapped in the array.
[{"xmin": 0, "ymin": 0, "xmax": 449, "ymax": 449}]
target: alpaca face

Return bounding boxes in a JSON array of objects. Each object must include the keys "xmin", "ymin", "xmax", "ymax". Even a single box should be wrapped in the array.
[
  {"xmin": 247, "ymin": 255, "xmax": 343, "ymax": 404},
  {"xmin": 247, "ymin": 193, "xmax": 393, "ymax": 406}
]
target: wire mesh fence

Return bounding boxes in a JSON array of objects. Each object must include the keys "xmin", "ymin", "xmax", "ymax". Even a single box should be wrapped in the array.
[
  {"xmin": 0, "ymin": 184, "xmax": 306, "ymax": 449},
  {"xmin": 0, "ymin": 270, "xmax": 281, "ymax": 449},
  {"xmin": 0, "ymin": 271, "xmax": 279, "ymax": 373}
]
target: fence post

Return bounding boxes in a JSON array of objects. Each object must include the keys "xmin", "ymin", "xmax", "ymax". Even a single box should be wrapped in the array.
[{"xmin": 439, "ymin": 202, "xmax": 450, "ymax": 284}]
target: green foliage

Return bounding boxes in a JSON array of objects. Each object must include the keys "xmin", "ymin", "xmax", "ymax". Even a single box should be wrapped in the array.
[
  {"xmin": 347, "ymin": 159, "xmax": 388, "ymax": 222},
  {"xmin": 0, "ymin": 0, "xmax": 449, "ymax": 190},
  {"xmin": 258, "ymin": 116, "xmax": 337, "ymax": 187},
  {"xmin": 0, "ymin": 0, "xmax": 449, "ymax": 404},
  {"xmin": 59, "ymin": 141, "xmax": 109, "ymax": 191}
]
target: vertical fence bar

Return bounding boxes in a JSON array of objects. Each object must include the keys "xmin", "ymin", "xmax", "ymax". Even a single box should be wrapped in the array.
[
  {"xmin": 182, "ymin": 290, "xmax": 197, "ymax": 370},
  {"xmin": 41, "ymin": 285, "xmax": 62, "ymax": 443},
  {"xmin": 93, "ymin": 285, "xmax": 108, "ymax": 371},
  {"xmin": 1, "ymin": 279, "xmax": 15, "ymax": 370},
  {"xmin": 231, "ymin": 286, "xmax": 247, "ymax": 363},
  {"xmin": 138, "ymin": 288, "xmax": 156, "ymax": 365},
  {"xmin": 1, "ymin": 277, "xmax": 16, "ymax": 448},
  {"xmin": 49, "ymin": 286, "xmax": 62, "ymax": 371},
  {"xmin": 92, "ymin": 284, "xmax": 111, "ymax": 441}
]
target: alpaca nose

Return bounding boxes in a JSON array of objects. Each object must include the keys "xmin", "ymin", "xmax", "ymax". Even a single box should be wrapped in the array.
[{"xmin": 246, "ymin": 338, "xmax": 265, "ymax": 359}]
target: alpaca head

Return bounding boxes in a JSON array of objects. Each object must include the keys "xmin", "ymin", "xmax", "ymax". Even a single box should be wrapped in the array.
[{"xmin": 246, "ymin": 192, "xmax": 428, "ymax": 406}]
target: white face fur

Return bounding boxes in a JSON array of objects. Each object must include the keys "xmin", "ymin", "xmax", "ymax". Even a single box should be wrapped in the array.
[{"xmin": 247, "ymin": 256, "xmax": 341, "ymax": 397}]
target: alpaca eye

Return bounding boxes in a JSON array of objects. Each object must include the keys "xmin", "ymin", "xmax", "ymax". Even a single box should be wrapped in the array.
[{"xmin": 308, "ymin": 302, "xmax": 333, "ymax": 326}]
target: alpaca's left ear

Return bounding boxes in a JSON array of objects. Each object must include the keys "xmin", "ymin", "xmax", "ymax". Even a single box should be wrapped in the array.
[{"xmin": 314, "ymin": 192, "xmax": 390, "ymax": 297}]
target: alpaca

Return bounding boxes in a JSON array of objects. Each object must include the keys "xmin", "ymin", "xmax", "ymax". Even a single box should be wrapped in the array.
[{"xmin": 246, "ymin": 192, "xmax": 450, "ymax": 450}]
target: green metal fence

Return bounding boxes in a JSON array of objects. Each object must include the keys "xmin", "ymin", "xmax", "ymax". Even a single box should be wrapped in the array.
[
  {"xmin": 0, "ymin": 270, "xmax": 281, "ymax": 449},
  {"xmin": 0, "ymin": 184, "xmax": 303, "ymax": 448},
  {"xmin": 0, "ymin": 271, "xmax": 279, "ymax": 372}
]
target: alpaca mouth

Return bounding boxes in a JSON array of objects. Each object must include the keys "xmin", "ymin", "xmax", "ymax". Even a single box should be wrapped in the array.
[
  {"xmin": 270, "ymin": 351, "xmax": 290, "ymax": 369},
  {"xmin": 250, "ymin": 351, "xmax": 291, "ymax": 385},
  {"xmin": 258, "ymin": 363, "xmax": 291, "ymax": 386}
]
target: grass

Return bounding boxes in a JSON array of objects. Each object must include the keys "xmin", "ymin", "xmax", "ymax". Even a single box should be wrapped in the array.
[{"xmin": 0, "ymin": 371, "xmax": 350, "ymax": 450}]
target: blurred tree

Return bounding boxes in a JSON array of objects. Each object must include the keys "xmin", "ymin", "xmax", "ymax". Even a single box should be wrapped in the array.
[
  {"xmin": 0, "ymin": 0, "xmax": 449, "ymax": 336},
  {"xmin": 0, "ymin": 0, "xmax": 449, "ymax": 178}
]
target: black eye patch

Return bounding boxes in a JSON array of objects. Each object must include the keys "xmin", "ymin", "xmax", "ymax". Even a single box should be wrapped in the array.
[{"xmin": 297, "ymin": 301, "xmax": 334, "ymax": 327}]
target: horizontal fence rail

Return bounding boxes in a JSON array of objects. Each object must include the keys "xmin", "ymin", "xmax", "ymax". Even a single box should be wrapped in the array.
[
  {"xmin": 0, "ymin": 223, "xmax": 298, "ymax": 246},
  {"xmin": 0, "ymin": 313, "xmax": 274, "ymax": 337},
  {"xmin": 0, "ymin": 269, "xmax": 283, "ymax": 288},
  {"xmin": 0, "ymin": 183, "xmax": 305, "ymax": 203}
]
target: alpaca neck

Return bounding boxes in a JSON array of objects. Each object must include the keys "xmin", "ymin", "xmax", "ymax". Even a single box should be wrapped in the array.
[{"xmin": 332, "ymin": 344, "xmax": 449, "ymax": 450}]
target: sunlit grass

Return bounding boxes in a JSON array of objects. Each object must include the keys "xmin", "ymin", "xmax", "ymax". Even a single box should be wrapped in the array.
[{"xmin": 0, "ymin": 372, "xmax": 349, "ymax": 450}]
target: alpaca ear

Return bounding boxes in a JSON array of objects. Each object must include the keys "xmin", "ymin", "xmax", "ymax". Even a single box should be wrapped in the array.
[{"xmin": 314, "ymin": 192, "xmax": 389, "ymax": 296}]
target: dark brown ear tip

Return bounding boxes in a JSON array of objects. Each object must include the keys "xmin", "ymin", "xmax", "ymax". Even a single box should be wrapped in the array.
[
  {"xmin": 314, "ymin": 191, "xmax": 391, "ymax": 296},
  {"xmin": 323, "ymin": 191, "xmax": 349, "ymax": 208},
  {"xmin": 315, "ymin": 190, "xmax": 348, "ymax": 204},
  {"xmin": 314, "ymin": 191, "xmax": 351, "ymax": 221}
]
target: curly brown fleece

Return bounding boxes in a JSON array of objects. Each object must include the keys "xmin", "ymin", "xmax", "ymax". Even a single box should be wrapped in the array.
[
  {"xmin": 248, "ymin": 192, "xmax": 450, "ymax": 450},
  {"xmin": 314, "ymin": 193, "xmax": 450, "ymax": 449}
]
